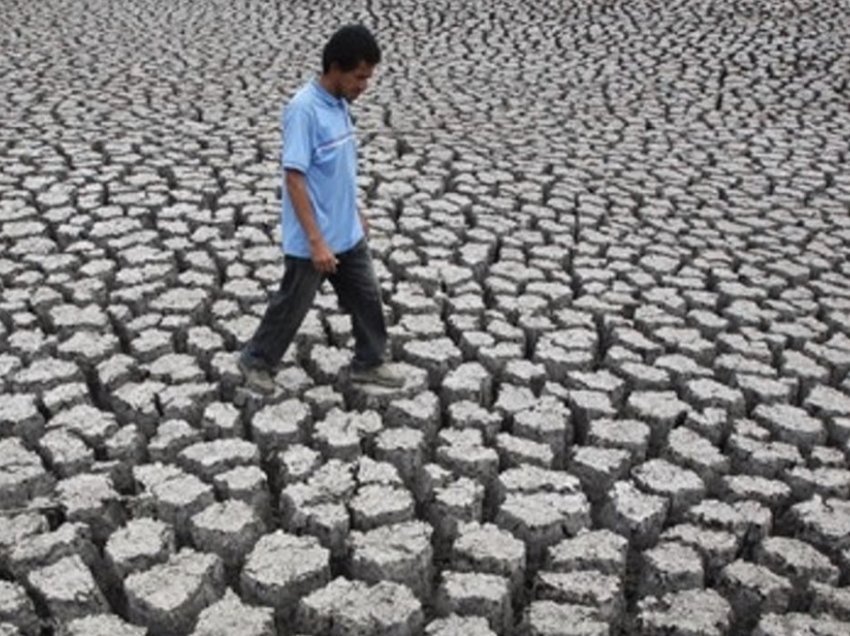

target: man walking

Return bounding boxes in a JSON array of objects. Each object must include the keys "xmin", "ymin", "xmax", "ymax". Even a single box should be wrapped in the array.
[{"xmin": 239, "ymin": 24, "xmax": 403, "ymax": 392}]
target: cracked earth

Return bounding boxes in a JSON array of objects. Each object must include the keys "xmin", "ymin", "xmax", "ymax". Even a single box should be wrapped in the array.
[{"xmin": 2, "ymin": 0, "xmax": 850, "ymax": 635}]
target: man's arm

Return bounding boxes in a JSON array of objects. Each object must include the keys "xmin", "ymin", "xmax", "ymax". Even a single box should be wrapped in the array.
[{"xmin": 285, "ymin": 169, "xmax": 338, "ymax": 274}]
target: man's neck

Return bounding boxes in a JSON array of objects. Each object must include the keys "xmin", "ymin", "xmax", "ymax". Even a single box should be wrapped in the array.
[{"xmin": 319, "ymin": 74, "xmax": 340, "ymax": 98}]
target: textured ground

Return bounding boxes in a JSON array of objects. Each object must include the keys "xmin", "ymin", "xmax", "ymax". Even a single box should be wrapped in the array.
[{"xmin": 2, "ymin": 0, "xmax": 850, "ymax": 634}]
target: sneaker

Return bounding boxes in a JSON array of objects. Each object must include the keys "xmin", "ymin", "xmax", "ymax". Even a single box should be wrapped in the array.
[
  {"xmin": 238, "ymin": 355, "xmax": 276, "ymax": 394},
  {"xmin": 350, "ymin": 364, "xmax": 406, "ymax": 388}
]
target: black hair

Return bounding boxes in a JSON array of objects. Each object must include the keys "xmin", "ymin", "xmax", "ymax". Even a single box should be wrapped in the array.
[{"xmin": 322, "ymin": 24, "xmax": 381, "ymax": 74}]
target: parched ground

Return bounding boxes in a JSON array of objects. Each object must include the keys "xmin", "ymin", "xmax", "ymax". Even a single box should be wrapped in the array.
[{"xmin": 2, "ymin": 0, "xmax": 850, "ymax": 634}]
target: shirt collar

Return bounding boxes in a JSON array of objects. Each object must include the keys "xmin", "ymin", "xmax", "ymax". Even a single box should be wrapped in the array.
[{"xmin": 312, "ymin": 78, "xmax": 345, "ymax": 108}]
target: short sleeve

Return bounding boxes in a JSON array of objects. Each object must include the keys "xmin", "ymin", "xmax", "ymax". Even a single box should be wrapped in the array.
[{"xmin": 282, "ymin": 102, "xmax": 313, "ymax": 173}]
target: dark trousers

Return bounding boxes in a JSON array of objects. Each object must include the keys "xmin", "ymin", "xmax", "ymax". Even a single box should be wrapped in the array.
[{"xmin": 242, "ymin": 239, "xmax": 387, "ymax": 371}]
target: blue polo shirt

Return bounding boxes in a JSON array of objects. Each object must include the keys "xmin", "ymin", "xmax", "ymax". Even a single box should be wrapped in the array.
[{"xmin": 280, "ymin": 79, "xmax": 363, "ymax": 258}]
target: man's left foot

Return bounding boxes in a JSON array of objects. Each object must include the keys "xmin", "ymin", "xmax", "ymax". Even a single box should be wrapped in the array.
[
  {"xmin": 350, "ymin": 364, "xmax": 406, "ymax": 388},
  {"xmin": 238, "ymin": 355, "xmax": 277, "ymax": 394}
]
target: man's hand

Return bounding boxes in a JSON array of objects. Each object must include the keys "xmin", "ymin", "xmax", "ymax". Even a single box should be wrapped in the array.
[
  {"xmin": 310, "ymin": 238, "xmax": 338, "ymax": 274},
  {"xmin": 286, "ymin": 170, "xmax": 337, "ymax": 274}
]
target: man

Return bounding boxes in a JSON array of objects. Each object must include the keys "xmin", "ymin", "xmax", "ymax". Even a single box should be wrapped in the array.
[{"xmin": 239, "ymin": 24, "xmax": 403, "ymax": 393}]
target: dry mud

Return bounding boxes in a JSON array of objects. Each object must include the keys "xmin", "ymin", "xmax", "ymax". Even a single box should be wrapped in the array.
[{"xmin": 1, "ymin": 1, "xmax": 850, "ymax": 634}]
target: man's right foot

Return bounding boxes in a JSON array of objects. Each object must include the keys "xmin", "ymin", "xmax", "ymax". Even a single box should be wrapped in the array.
[
  {"xmin": 350, "ymin": 363, "xmax": 406, "ymax": 388},
  {"xmin": 238, "ymin": 355, "xmax": 276, "ymax": 394}
]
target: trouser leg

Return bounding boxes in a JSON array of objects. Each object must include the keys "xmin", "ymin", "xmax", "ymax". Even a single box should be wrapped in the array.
[
  {"xmin": 328, "ymin": 239, "xmax": 388, "ymax": 370},
  {"xmin": 242, "ymin": 256, "xmax": 323, "ymax": 370}
]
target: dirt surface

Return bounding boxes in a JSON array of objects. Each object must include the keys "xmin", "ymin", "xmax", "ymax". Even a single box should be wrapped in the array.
[{"xmin": 1, "ymin": 1, "xmax": 850, "ymax": 634}]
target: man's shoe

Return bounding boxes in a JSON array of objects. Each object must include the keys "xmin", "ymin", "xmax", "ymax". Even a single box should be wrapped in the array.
[
  {"xmin": 238, "ymin": 356, "xmax": 276, "ymax": 394},
  {"xmin": 350, "ymin": 364, "xmax": 406, "ymax": 388}
]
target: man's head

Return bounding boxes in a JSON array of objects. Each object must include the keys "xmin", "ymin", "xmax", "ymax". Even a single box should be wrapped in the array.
[{"xmin": 321, "ymin": 24, "xmax": 380, "ymax": 102}]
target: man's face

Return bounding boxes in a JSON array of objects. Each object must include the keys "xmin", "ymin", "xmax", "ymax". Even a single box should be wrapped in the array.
[{"xmin": 337, "ymin": 61, "xmax": 376, "ymax": 102}]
